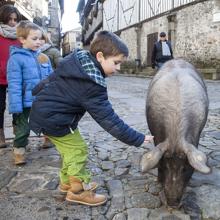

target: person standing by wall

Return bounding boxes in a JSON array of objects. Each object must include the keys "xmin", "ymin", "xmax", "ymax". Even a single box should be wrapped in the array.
[
  {"xmin": 0, "ymin": 4, "xmax": 21, "ymax": 148},
  {"xmin": 151, "ymin": 32, "xmax": 173, "ymax": 69}
]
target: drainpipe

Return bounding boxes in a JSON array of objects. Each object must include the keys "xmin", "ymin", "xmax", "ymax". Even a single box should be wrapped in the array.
[
  {"xmin": 135, "ymin": 25, "xmax": 142, "ymax": 70},
  {"xmin": 167, "ymin": 14, "xmax": 176, "ymax": 50},
  {"xmin": 213, "ymin": 0, "xmax": 220, "ymax": 75},
  {"xmin": 135, "ymin": 0, "xmax": 141, "ymax": 70}
]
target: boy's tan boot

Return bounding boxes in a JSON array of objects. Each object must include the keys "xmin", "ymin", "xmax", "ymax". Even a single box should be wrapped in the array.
[
  {"xmin": 0, "ymin": 128, "xmax": 7, "ymax": 148},
  {"xmin": 68, "ymin": 176, "xmax": 98, "ymax": 193},
  {"xmin": 65, "ymin": 176, "xmax": 106, "ymax": 206},
  {"xmin": 59, "ymin": 176, "xmax": 98, "ymax": 194},
  {"xmin": 58, "ymin": 182, "xmax": 71, "ymax": 193},
  {"xmin": 66, "ymin": 190, "xmax": 107, "ymax": 206},
  {"xmin": 13, "ymin": 147, "xmax": 26, "ymax": 165}
]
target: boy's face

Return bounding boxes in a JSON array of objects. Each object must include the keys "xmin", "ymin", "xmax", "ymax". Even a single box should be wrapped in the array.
[
  {"xmin": 20, "ymin": 29, "xmax": 42, "ymax": 51},
  {"xmin": 160, "ymin": 36, "xmax": 166, "ymax": 41},
  {"xmin": 97, "ymin": 53, "xmax": 126, "ymax": 76}
]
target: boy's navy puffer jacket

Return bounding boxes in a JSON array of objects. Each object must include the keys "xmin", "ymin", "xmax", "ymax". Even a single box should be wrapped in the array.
[{"xmin": 29, "ymin": 49, "xmax": 145, "ymax": 147}]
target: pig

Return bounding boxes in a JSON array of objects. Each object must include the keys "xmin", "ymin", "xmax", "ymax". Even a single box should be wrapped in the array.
[{"xmin": 141, "ymin": 59, "xmax": 210, "ymax": 208}]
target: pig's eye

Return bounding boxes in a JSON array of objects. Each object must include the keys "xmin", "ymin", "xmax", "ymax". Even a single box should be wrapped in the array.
[
  {"xmin": 181, "ymin": 167, "xmax": 187, "ymax": 173},
  {"xmin": 178, "ymin": 153, "xmax": 186, "ymax": 159},
  {"xmin": 164, "ymin": 152, "xmax": 172, "ymax": 158}
]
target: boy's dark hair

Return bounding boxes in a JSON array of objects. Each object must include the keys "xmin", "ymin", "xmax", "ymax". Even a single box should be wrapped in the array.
[
  {"xmin": 90, "ymin": 31, "xmax": 129, "ymax": 58},
  {"xmin": 0, "ymin": 4, "xmax": 22, "ymax": 24},
  {"xmin": 16, "ymin": 20, "xmax": 42, "ymax": 39}
]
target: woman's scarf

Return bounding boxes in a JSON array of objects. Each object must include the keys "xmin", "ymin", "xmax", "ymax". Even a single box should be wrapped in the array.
[{"xmin": 0, "ymin": 23, "xmax": 17, "ymax": 39}]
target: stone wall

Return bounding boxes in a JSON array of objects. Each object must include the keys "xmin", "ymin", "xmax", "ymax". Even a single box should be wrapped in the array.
[
  {"xmin": 48, "ymin": 0, "xmax": 61, "ymax": 47},
  {"xmin": 175, "ymin": 1, "xmax": 219, "ymax": 67},
  {"xmin": 120, "ymin": 27, "xmax": 137, "ymax": 61},
  {"xmin": 119, "ymin": 0, "xmax": 220, "ymax": 69}
]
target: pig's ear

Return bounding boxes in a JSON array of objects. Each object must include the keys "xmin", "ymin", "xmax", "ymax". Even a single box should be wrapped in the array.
[
  {"xmin": 184, "ymin": 144, "xmax": 211, "ymax": 174},
  {"xmin": 140, "ymin": 143, "xmax": 167, "ymax": 173}
]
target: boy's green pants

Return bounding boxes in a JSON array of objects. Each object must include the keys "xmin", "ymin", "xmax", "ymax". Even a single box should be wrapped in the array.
[
  {"xmin": 13, "ymin": 108, "xmax": 31, "ymax": 148},
  {"xmin": 48, "ymin": 129, "xmax": 91, "ymax": 184}
]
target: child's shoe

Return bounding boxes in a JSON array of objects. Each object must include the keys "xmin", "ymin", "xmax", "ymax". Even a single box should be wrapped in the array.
[
  {"xmin": 13, "ymin": 147, "xmax": 26, "ymax": 165},
  {"xmin": 66, "ymin": 190, "xmax": 107, "ymax": 206},
  {"xmin": 41, "ymin": 136, "xmax": 54, "ymax": 149},
  {"xmin": 59, "ymin": 177, "xmax": 98, "ymax": 194},
  {"xmin": 68, "ymin": 176, "xmax": 98, "ymax": 193},
  {"xmin": 59, "ymin": 182, "xmax": 71, "ymax": 193}
]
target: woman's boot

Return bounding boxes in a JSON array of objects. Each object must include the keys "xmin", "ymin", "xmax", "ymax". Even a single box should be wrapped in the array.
[{"xmin": 0, "ymin": 128, "xmax": 7, "ymax": 148}]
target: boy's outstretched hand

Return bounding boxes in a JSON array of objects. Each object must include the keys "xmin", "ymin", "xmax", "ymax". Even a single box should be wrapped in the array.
[{"xmin": 144, "ymin": 135, "xmax": 154, "ymax": 143}]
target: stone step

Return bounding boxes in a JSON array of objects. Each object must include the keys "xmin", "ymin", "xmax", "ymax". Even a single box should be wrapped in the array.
[
  {"xmin": 198, "ymin": 68, "xmax": 220, "ymax": 80},
  {"xmin": 121, "ymin": 67, "xmax": 220, "ymax": 80}
]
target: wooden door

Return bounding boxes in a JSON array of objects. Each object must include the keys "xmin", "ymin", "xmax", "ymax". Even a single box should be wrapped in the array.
[{"xmin": 147, "ymin": 32, "xmax": 158, "ymax": 66}]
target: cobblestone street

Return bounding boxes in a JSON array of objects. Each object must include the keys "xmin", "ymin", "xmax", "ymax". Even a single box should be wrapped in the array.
[{"xmin": 0, "ymin": 75, "xmax": 220, "ymax": 220}]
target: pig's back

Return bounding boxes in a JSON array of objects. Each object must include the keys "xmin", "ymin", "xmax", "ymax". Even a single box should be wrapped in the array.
[{"xmin": 146, "ymin": 59, "xmax": 208, "ymax": 147}]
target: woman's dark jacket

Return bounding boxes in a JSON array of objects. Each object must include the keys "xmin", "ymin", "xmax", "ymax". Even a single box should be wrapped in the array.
[{"xmin": 29, "ymin": 49, "xmax": 145, "ymax": 147}]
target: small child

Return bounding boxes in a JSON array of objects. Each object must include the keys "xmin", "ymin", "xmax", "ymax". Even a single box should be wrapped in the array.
[
  {"xmin": 40, "ymin": 30, "xmax": 63, "ymax": 70},
  {"xmin": 7, "ymin": 21, "xmax": 53, "ymax": 165},
  {"xmin": 29, "ymin": 31, "xmax": 153, "ymax": 206},
  {"xmin": 39, "ymin": 31, "xmax": 63, "ymax": 149}
]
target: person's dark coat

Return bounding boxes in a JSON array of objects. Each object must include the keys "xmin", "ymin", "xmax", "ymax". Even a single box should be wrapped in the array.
[
  {"xmin": 29, "ymin": 49, "xmax": 145, "ymax": 147},
  {"xmin": 151, "ymin": 40, "xmax": 173, "ymax": 67},
  {"xmin": 41, "ymin": 43, "xmax": 63, "ymax": 69}
]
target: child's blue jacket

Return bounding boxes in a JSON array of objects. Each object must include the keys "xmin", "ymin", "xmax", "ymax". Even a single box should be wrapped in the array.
[
  {"xmin": 29, "ymin": 49, "xmax": 145, "ymax": 147},
  {"xmin": 7, "ymin": 46, "xmax": 53, "ymax": 113}
]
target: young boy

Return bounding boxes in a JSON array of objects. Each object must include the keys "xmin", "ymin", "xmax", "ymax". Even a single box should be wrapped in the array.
[
  {"xmin": 7, "ymin": 21, "xmax": 52, "ymax": 165},
  {"xmin": 29, "ymin": 31, "xmax": 153, "ymax": 206}
]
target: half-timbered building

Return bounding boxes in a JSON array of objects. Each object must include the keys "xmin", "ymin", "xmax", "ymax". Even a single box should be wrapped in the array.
[{"xmin": 78, "ymin": 0, "xmax": 220, "ymax": 78}]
